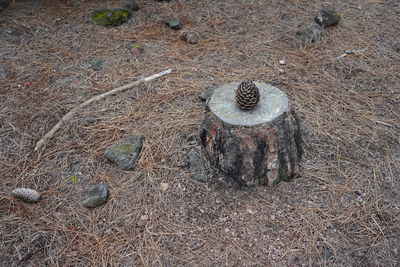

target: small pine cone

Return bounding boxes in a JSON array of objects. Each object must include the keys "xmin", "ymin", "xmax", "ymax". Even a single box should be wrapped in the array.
[
  {"xmin": 12, "ymin": 188, "xmax": 41, "ymax": 203},
  {"xmin": 180, "ymin": 30, "xmax": 200, "ymax": 44},
  {"xmin": 235, "ymin": 81, "xmax": 260, "ymax": 110}
]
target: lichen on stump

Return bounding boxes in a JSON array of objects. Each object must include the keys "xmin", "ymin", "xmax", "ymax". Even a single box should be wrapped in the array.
[{"xmin": 200, "ymin": 82, "xmax": 303, "ymax": 186}]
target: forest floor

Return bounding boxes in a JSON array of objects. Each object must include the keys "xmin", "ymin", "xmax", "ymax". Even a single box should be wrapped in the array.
[{"xmin": 0, "ymin": 0, "xmax": 399, "ymax": 266}]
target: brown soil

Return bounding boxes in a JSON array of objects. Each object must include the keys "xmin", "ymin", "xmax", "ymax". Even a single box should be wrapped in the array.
[{"xmin": 1, "ymin": 0, "xmax": 399, "ymax": 266}]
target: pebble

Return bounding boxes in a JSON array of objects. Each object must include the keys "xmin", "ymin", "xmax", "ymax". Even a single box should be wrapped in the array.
[
  {"xmin": 160, "ymin": 182, "xmax": 169, "ymax": 191},
  {"xmin": 279, "ymin": 60, "xmax": 285, "ymax": 65}
]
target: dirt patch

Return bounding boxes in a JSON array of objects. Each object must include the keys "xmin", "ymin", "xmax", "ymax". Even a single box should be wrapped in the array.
[{"xmin": 1, "ymin": 0, "xmax": 399, "ymax": 266}]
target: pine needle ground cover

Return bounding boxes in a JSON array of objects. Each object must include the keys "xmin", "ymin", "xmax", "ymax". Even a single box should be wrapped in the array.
[{"xmin": 0, "ymin": 0, "xmax": 399, "ymax": 266}]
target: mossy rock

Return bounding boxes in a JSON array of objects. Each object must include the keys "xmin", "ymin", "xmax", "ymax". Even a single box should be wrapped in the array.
[
  {"xmin": 104, "ymin": 135, "xmax": 145, "ymax": 170},
  {"xmin": 91, "ymin": 8, "xmax": 132, "ymax": 27}
]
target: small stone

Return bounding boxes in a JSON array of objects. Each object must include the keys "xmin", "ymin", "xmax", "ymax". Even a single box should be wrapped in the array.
[
  {"xmin": 279, "ymin": 60, "xmax": 285, "ymax": 65},
  {"xmin": 164, "ymin": 18, "xmax": 182, "ymax": 30},
  {"xmin": 104, "ymin": 135, "xmax": 145, "ymax": 170},
  {"xmin": 314, "ymin": 10, "xmax": 341, "ymax": 28},
  {"xmin": 122, "ymin": 0, "xmax": 140, "ymax": 12},
  {"xmin": 82, "ymin": 184, "xmax": 109, "ymax": 208},
  {"xmin": 160, "ymin": 182, "xmax": 169, "ymax": 191},
  {"xmin": 198, "ymin": 88, "xmax": 214, "ymax": 101},
  {"xmin": 187, "ymin": 148, "xmax": 209, "ymax": 182}
]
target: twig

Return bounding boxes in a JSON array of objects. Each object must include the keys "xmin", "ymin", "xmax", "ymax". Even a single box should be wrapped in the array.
[
  {"xmin": 34, "ymin": 69, "xmax": 172, "ymax": 151},
  {"xmin": 375, "ymin": 120, "xmax": 393, "ymax": 128}
]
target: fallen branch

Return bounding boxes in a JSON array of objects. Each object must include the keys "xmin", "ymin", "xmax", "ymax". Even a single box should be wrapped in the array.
[{"xmin": 34, "ymin": 69, "xmax": 172, "ymax": 151}]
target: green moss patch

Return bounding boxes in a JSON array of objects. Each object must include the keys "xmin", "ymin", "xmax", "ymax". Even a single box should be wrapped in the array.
[
  {"xmin": 116, "ymin": 142, "xmax": 133, "ymax": 154},
  {"xmin": 91, "ymin": 8, "xmax": 132, "ymax": 27}
]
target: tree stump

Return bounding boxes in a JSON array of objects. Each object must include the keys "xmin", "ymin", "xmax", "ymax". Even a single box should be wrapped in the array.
[{"xmin": 200, "ymin": 82, "xmax": 303, "ymax": 186}]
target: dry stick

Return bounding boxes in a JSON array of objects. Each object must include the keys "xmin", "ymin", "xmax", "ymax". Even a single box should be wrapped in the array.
[{"xmin": 34, "ymin": 69, "xmax": 172, "ymax": 151}]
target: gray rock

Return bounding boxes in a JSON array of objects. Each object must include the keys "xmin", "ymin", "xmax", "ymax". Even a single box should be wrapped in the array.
[
  {"xmin": 122, "ymin": 0, "xmax": 140, "ymax": 11},
  {"xmin": 164, "ymin": 18, "xmax": 182, "ymax": 30},
  {"xmin": 104, "ymin": 135, "xmax": 145, "ymax": 170},
  {"xmin": 82, "ymin": 184, "xmax": 109, "ymax": 208},
  {"xmin": 188, "ymin": 148, "xmax": 209, "ymax": 182},
  {"xmin": 198, "ymin": 88, "xmax": 214, "ymax": 101},
  {"xmin": 314, "ymin": 10, "xmax": 341, "ymax": 28}
]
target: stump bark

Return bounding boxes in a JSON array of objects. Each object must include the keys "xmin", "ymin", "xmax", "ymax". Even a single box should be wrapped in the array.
[{"xmin": 200, "ymin": 82, "xmax": 303, "ymax": 186}]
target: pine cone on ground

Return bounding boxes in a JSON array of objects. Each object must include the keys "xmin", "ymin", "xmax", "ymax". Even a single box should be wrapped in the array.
[
  {"xmin": 12, "ymin": 188, "xmax": 41, "ymax": 203},
  {"xmin": 180, "ymin": 30, "xmax": 200, "ymax": 44},
  {"xmin": 235, "ymin": 81, "xmax": 260, "ymax": 110}
]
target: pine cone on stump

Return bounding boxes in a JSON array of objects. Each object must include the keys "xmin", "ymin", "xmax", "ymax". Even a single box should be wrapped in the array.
[{"xmin": 235, "ymin": 81, "xmax": 260, "ymax": 110}]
